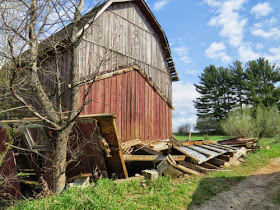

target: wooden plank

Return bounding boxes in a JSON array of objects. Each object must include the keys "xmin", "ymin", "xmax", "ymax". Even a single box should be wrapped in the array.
[
  {"xmin": 131, "ymin": 71, "xmax": 136, "ymax": 140},
  {"xmin": 170, "ymin": 135, "xmax": 182, "ymax": 147},
  {"xmin": 126, "ymin": 71, "xmax": 132, "ymax": 140},
  {"xmin": 149, "ymin": 78, "xmax": 153, "ymax": 140},
  {"xmin": 101, "ymin": 126, "xmax": 115, "ymax": 135},
  {"xmin": 173, "ymin": 145, "xmax": 200, "ymax": 163},
  {"xmin": 208, "ymin": 158, "xmax": 225, "ymax": 166},
  {"xmin": 122, "ymin": 73, "xmax": 127, "ymax": 141},
  {"xmin": 123, "ymin": 155, "xmax": 186, "ymax": 162},
  {"xmin": 139, "ymin": 73, "xmax": 144, "ymax": 141},
  {"xmin": 110, "ymin": 75, "xmax": 117, "ymax": 114},
  {"xmin": 116, "ymin": 74, "xmax": 122, "ymax": 140},
  {"xmin": 67, "ymin": 173, "xmax": 92, "ymax": 183},
  {"xmin": 166, "ymin": 159, "xmax": 201, "ymax": 176},
  {"xmin": 144, "ymin": 78, "xmax": 149, "ymax": 140},
  {"xmin": 97, "ymin": 79, "xmax": 105, "ymax": 113},
  {"xmin": 134, "ymin": 144, "xmax": 162, "ymax": 155},
  {"xmin": 104, "ymin": 76, "xmax": 111, "ymax": 113},
  {"xmin": 200, "ymin": 162, "xmax": 219, "ymax": 169},
  {"xmin": 181, "ymin": 161, "xmax": 208, "ymax": 174},
  {"xmin": 135, "ymin": 71, "xmax": 140, "ymax": 140},
  {"xmin": 121, "ymin": 139, "xmax": 142, "ymax": 149}
]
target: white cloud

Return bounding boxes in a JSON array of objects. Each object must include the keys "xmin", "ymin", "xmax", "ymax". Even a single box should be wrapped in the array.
[
  {"xmin": 251, "ymin": 2, "xmax": 273, "ymax": 18},
  {"xmin": 173, "ymin": 47, "xmax": 192, "ymax": 64},
  {"xmin": 207, "ymin": 0, "xmax": 248, "ymax": 47},
  {"xmin": 153, "ymin": 0, "xmax": 169, "ymax": 11},
  {"xmin": 265, "ymin": 46, "xmax": 280, "ymax": 64},
  {"xmin": 184, "ymin": 69, "xmax": 199, "ymax": 75},
  {"xmin": 255, "ymin": 43, "xmax": 264, "ymax": 50},
  {"xmin": 251, "ymin": 27, "xmax": 280, "ymax": 39},
  {"xmin": 172, "ymin": 82, "xmax": 199, "ymax": 131},
  {"xmin": 205, "ymin": 42, "xmax": 232, "ymax": 63},
  {"xmin": 204, "ymin": 0, "xmax": 222, "ymax": 7},
  {"xmin": 238, "ymin": 44, "xmax": 260, "ymax": 61}
]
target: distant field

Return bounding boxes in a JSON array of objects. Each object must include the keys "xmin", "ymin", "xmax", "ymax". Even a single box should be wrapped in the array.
[{"xmin": 173, "ymin": 133, "xmax": 232, "ymax": 141}]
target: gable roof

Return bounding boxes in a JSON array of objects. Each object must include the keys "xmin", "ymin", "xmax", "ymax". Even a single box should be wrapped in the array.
[{"xmin": 40, "ymin": 0, "xmax": 179, "ymax": 82}]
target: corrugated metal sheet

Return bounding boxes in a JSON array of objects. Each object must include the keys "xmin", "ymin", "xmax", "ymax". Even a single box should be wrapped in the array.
[{"xmin": 79, "ymin": 69, "xmax": 172, "ymax": 142}]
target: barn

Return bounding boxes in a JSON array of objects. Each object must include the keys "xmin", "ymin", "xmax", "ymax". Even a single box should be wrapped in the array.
[
  {"xmin": 0, "ymin": 0, "xmax": 178, "ymax": 199},
  {"xmin": 40, "ymin": 0, "xmax": 178, "ymax": 143}
]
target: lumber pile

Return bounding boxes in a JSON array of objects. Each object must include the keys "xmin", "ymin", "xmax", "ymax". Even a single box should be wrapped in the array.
[
  {"xmin": 121, "ymin": 136, "xmax": 249, "ymax": 178},
  {"xmin": 218, "ymin": 137, "xmax": 258, "ymax": 149}
]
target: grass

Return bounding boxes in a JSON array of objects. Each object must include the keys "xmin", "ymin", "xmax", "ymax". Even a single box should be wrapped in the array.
[
  {"xmin": 173, "ymin": 132, "xmax": 232, "ymax": 141},
  {"xmin": 8, "ymin": 136, "xmax": 280, "ymax": 210}
]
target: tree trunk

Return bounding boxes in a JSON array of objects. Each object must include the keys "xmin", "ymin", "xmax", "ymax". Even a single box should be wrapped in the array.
[{"xmin": 52, "ymin": 124, "xmax": 73, "ymax": 194}]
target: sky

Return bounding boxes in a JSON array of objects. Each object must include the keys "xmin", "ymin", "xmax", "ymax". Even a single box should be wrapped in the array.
[{"xmin": 144, "ymin": 0, "xmax": 280, "ymax": 131}]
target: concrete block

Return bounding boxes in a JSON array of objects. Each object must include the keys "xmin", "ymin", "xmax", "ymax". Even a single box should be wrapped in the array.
[
  {"xmin": 69, "ymin": 176, "xmax": 90, "ymax": 188},
  {"xmin": 141, "ymin": 169, "xmax": 159, "ymax": 181}
]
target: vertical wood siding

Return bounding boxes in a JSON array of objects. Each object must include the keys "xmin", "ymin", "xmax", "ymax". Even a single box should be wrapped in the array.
[
  {"xmin": 79, "ymin": 2, "xmax": 173, "ymax": 102},
  {"xmin": 79, "ymin": 70, "xmax": 172, "ymax": 142}
]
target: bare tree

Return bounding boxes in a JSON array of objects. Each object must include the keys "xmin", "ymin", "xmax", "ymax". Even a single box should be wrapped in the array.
[{"xmin": 0, "ymin": 0, "xmax": 109, "ymax": 194}]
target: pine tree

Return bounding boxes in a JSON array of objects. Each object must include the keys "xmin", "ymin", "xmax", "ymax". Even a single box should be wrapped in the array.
[{"xmin": 245, "ymin": 58, "xmax": 280, "ymax": 107}]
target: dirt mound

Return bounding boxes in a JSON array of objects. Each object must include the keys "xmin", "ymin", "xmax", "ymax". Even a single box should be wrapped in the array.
[{"xmin": 190, "ymin": 158, "xmax": 280, "ymax": 210}]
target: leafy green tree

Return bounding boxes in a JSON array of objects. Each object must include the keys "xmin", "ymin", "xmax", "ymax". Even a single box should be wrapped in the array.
[{"xmin": 245, "ymin": 58, "xmax": 280, "ymax": 107}]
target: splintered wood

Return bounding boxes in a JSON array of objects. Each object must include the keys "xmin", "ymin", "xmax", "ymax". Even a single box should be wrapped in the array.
[{"xmin": 120, "ymin": 136, "xmax": 252, "ymax": 178}]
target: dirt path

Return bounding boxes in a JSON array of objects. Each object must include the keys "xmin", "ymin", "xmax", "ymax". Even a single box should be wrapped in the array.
[{"xmin": 191, "ymin": 158, "xmax": 280, "ymax": 210}]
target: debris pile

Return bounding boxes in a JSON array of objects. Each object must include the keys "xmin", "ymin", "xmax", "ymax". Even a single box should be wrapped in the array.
[
  {"xmin": 218, "ymin": 136, "xmax": 258, "ymax": 149},
  {"xmin": 121, "ymin": 135, "xmax": 254, "ymax": 178}
]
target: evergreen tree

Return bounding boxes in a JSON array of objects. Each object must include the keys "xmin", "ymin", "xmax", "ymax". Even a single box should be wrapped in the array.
[
  {"xmin": 194, "ymin": 58, "xmax": 280, "ymax": 134},
  {"xmin": 229, "ymin": 60, "xmax": 247, "ymax": 109},
  {"xmin": 245, "ymin": 58, "xmax": 280, "ymax": 107}
]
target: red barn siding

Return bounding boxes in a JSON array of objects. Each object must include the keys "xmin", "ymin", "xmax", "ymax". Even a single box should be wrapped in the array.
[{"xmin": 79, "ymin": 69, "xmax": 172, "ymax": 142}]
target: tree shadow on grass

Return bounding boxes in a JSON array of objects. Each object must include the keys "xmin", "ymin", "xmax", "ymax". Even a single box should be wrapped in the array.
[
  {"xmin": 188, "ymin": 171, "xmax": 280, "ymax": 210},
  {"xmin": 188, "ymin": 175, "xmax": 245, "ymax": 208}
]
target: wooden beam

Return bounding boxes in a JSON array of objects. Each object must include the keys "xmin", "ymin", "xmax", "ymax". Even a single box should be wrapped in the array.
[
  {"xmin": 208, "ymin": 158, "xmax": 225, "ymax": 166},
  {"xmin": 134, "ymin": 144, "xmax": 162, "ymax": 155},
  {"xmin": 121, "ymin": 139, "xmax": 142, "ymax": 149},
  {"xmin": 123, "ymin": 155, "xmax": 186, "ymax": 162},
  {"xmin": 181, "ymin": 161, "xmax": 208, "ymax": 174}
]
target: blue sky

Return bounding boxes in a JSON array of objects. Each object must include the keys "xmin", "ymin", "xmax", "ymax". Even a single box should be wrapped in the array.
[{"xmin": 145, "ymin": 0, "xmax": 280, "ymax": 131}]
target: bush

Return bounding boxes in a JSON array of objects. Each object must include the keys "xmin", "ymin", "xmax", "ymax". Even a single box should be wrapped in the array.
[
  {"xmin": 177, "ymin": 123, "xmax": 191, "ymax": 135},
  {"xmin": 221, "ymin": 104, "xmax": 280, "ymax": 138},
  {"xmin": 221, "ymin": 107, "xmax": 258, "ymax": 138}
]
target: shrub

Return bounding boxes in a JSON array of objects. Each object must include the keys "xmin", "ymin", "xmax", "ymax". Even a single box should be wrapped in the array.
[{"xmin": 221, "ymin": 104, "xmax": 280, "ymax": 138}]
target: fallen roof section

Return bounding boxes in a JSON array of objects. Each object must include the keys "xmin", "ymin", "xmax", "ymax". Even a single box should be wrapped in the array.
[{"xmin": 174, "ymin": 144, "xmax": 238, "ymax": 164}]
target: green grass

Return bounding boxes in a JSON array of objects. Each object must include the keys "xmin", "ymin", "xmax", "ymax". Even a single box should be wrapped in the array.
[
  {"xmin": 9, "ymin": 137, "xmax": 280, "ymax": 210},
  {"xmin": 173, "ymin": 132, "xmax": 232, "ymax": 141}
]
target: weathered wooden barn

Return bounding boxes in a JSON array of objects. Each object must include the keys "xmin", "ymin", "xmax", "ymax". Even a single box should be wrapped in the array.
[
  {"xmin": 41, "ymin": 0, "xmax": 178, "ymax": 143},
  {"xmin": 0, "ymin": 0, "xmax": 178, "ymax": 199}
]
